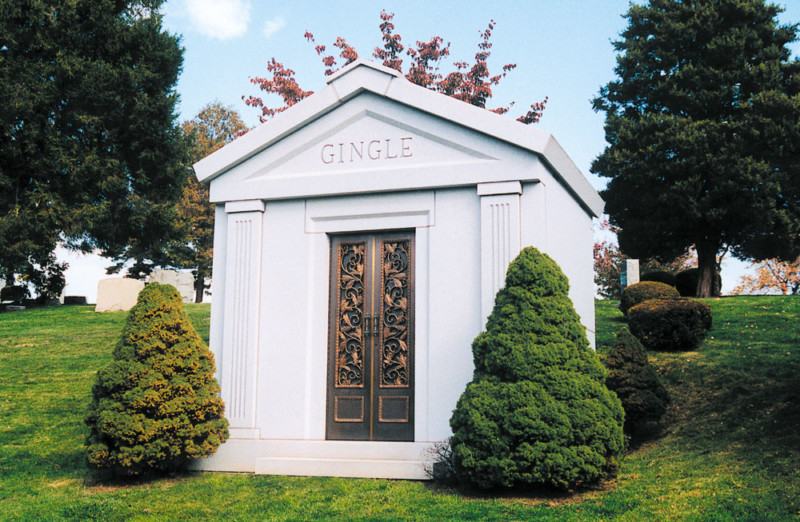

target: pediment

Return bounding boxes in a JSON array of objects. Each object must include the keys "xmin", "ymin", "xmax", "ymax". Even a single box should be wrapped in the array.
[
  {"xmin": 197, "ymin": 59, "xmax": 602, "ymax": 216},
  {"xmin": 244, "ymin": 110, "xmax": 497, "ymax": 181}
]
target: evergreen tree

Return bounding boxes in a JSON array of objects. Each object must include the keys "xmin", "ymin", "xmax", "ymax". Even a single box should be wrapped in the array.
[
  {"xmin": 0, "ymin": 1, "xmax": 188, "ymax": 293},
  {"xmin": 85, "ymin": 283, "xmax": 228, "ymax": 476},
  {"xmin": 592, "ymin": 0, "xmax": 800, "ymax": 297},
  {"xmin": 449, "ymin": 247, "xmax": 625, "ymax": 490}
]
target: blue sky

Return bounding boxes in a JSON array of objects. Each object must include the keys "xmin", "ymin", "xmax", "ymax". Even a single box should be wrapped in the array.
[
  {"xmin": 57, "ymin": 0, "xmax": 800, "ymax": 301},
  {"xmin": 161, "ymin": 0, "xmax": 636, "ymax": 191},
  {"xmin": 160, "ymin": 0, "xmax": 800, "ymax": 190}
]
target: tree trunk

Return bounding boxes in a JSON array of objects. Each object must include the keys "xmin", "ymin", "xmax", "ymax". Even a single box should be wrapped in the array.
[
  {"xmin": 194, "ymin": 269, "xmax": 205, "ymax": 303},
  {"xmin": 695, "ymin": 243, "xmax": 718, "ymax": 298}
]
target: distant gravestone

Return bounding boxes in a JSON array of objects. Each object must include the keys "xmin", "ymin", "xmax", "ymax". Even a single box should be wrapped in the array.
[
  {"xmin": 149, "ymin": 270, "xmax": 195, "ymax": 302},
  {"xmin": 621, "ymin": 259, "xmax": 640, "ymax": 289},
  {"xmin": 95, "ymin": 278, "xmax": 145, "ymax": 312}
]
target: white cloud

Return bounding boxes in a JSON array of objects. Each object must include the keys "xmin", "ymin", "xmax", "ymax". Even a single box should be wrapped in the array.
[
  {"xmin": 184, "ymin": 0, "xmax": 251, "ymax": 40},
  {"xmin": 262, "ymin": 16, "xmax": 286, "ymax": 38}
]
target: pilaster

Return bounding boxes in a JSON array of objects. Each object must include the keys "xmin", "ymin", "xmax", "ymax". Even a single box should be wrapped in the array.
[
  {"xmin": 222, "ymin": 200, "xmax": 265, "ymax": 430},
  {"xmin": 479, "ymin": 182, "xmax": 522, "ymax": 323}
]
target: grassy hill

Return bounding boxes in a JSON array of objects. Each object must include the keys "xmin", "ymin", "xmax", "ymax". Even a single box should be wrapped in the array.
[{"xmin": 0, "ymin": 297, "xmax": 798, "ymax": 520}]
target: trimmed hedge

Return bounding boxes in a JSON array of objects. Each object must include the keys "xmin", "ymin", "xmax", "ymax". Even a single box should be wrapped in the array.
[
  {"xmin": 620, "ymin": 281, "xmax": 680, "ymax": 316},
  {"xmin": 449, "ymin": 247, "xmax": 625, "ymax": 490},
  {"xmin": 85, "ymin": 283, "xmax": 229, "ymax": 476},
  {"xmin": 628, "ymin": 298, "xmax": 712, "ymax": 351},
  {"xmin": 641, "ymin": 271, "xmax": 676, "ymax": 287},
  {"xmin": 604, "ymin": 328, "xmax": 670, "ymax": 436}
]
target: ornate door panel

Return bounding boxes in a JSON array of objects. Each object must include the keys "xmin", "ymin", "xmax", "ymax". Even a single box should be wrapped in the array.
[{"xmin": 326, "ymin": 232, "xmax": 414, "ymax": 441}]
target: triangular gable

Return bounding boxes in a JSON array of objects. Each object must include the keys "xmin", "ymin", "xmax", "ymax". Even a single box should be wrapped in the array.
[
  {"xmin": 195, "ymin": 59, "xmax": 603, "ymax": 217},
  {"xmin": 245, "ymin": 109, "xmax": 496, "ymax": 181}
]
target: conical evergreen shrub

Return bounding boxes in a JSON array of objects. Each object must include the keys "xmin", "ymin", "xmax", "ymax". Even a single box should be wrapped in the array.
[
  {"xmin": 449, "ymin": 247, "xmax": 625, "ymax": 490},
  {"xmin": 85, "ymin": 283, "xmax": 229, "ymax": 476},
  {"xmin": 604, "ymin": 328, "xmax": 670, "ymax": 436}
]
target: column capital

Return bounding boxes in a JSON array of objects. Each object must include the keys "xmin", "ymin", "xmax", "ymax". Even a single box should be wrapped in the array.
[
  {"xmin": 477, "ymin": 181, "xmax": 523, "ymax": 196},
  {"xmin": 225, "ymin": 200, "xmax": 266, "ymax": 214}
]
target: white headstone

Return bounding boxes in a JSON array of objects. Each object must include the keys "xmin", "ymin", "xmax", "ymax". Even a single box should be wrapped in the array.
[
  {"xmin": 95, "ymin": 278, "xmax": 145, "ymax": 312},
  {"xmin": 149, "ymin": 270, "xmax": 195, "ymax": 302},
  {"xmin": 621, "ymin": 259, "xmax": 640, "ymax": 288}
]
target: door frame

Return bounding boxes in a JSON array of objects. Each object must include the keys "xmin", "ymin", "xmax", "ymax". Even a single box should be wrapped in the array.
[
  {"xmin": 303, "ymin": 191, "xmax": 434, "ymax": 443},
  {"xmin": 325, "ymin": 230, "xmax": 415, "ymax": 441}
]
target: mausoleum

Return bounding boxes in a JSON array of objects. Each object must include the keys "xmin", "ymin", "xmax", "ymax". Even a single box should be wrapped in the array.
[{"xmin": 193, "ymin": 59, "xmax": 603, "ymax": 479}]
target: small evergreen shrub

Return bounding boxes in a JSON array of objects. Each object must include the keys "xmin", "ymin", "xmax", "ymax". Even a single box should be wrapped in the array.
[
  {"xmin": 449, "ymin": 247, "xmax": 625, "ymax": 490},
  {"xmin": 641, "ymin": 271, "xmax": 676, "ymax": 287},
  {"xmin": 627, "ymin": 298, "xmax": 712, "ymax": 351},
  {"xmin": 85, "ymin": 283, "xmax": 229, "ymax": 477},
  {"xmin": 604, "ymin": 328, "xmax": 670, "ymax": 436},
  {"xmin": 619, "ymin": 281, "xmax": 680, "ymax": 316}
]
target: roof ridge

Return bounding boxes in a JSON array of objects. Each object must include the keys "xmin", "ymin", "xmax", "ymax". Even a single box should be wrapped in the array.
[{"xmin": 326, "ymin": 58, "xmax": 404, "ymax": 85}]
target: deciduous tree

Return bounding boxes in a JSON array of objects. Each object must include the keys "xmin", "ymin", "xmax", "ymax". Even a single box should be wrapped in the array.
[
  {"xmin": 732, "ymin": 257, "xmax": 800, "ymax": 295},
  {"xmin": 244, "ymin": 11, "xmax": 547, "ymax": 125},
  {"xmin": 592, "ymin": 0, "xmax": 800, "ymax": 297},
  {"xmin": 0, "ymin": 0, "xmax": 187, "ymax": 294},
  {"xmin": 168, "ymin": 102, "xmax": 249, "ymax": 302}
]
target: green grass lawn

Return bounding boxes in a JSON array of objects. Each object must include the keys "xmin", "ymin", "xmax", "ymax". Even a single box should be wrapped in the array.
[{"xmin": 1, "ymin": 298, "xmax": 798, "ymax": 520}]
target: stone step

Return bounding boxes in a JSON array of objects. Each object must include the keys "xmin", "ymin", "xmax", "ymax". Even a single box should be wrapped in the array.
[
  {"xmin": 263, "ymin": 440, "xmax": 430, "ymax": 461},
  {"xmin": 192, "ymin": 439, "xmax": 434, "ymax": 480},
  {"xmin": 254, "ymin": 456, "xmax": 428, "ymax": 480}
]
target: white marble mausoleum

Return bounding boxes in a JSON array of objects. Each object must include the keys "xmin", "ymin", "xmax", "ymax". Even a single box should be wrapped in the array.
[{"xmin": 192, "ymin": 59, "xmax": 603, "ymax": 479}]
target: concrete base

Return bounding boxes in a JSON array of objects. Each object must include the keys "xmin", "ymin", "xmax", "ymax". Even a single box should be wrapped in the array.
[{"xmin": 193, "ymin": 439, "xmax": 432, "ymax": 480}]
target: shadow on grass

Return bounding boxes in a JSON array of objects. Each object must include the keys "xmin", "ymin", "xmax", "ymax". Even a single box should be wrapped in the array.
[
  {"xmin": 656, "ymin": 343, "xmax": 800, "ymax": 476},
  {"xmin": 422, "ymin": 472, "xmax": 619, "ymax": 507},
  {"xmin": 704, "ymin": 369, "xmax": 799, "ymax": 471},
  {"xmin": 83, "ymin": 469, "xmax": 197, "ymax": 491},
  {"xmin": 625, "ymin": 423, "xmax": 670, "ymax": 451},
  {"xmin": 0, "ymin": 446, "xmax": 89, "ymax": 487}
]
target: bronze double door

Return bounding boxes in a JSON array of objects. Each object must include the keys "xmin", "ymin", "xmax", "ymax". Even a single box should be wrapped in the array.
[{"xmin": 326, "ymin": 231, "xmax": 414, "ymax": 441}]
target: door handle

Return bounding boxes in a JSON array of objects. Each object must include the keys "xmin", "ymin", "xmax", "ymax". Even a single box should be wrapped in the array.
[
  {"xmin": 372, "ymin": 314, "xmax": 380, "ymax": 337},
  {"xmin": 364, "ymin": 315, "xmax": 371, "ymax": 337}
]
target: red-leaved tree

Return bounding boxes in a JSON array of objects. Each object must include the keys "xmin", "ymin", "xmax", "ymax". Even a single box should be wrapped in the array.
[{"xmin": 244, "ymin": 11, "xmax": 547, "ymax": 124}]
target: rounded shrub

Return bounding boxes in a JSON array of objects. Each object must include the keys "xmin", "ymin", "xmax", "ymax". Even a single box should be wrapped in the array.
[
  {"xmin": 675, "ymin": 268, "xmax": 722, "ymax": 297},
  {"xmin": 627, "ymin": 298, "xmax": 712, "ymax": 351},
  {"xmin": 619, "ymin": 281, "xmax": 680, "ymax": 316},
  {"xmin": 604, "ymin": 328, "xmax": 670, "ymax": 436},
  {"xmin": 449, "ymin": 247, "xmax": 625, "ymax": 490},
  {"xmin": 641, "ymin": 271, "xmax": 676, "ymax": 287},
  {"xmin": 85, "ymin": 283, "xmax": 229, "ymax": 476},
  {"xmin": 675, "ymin": 269, "xmax": 698, "ymax": 296}
]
